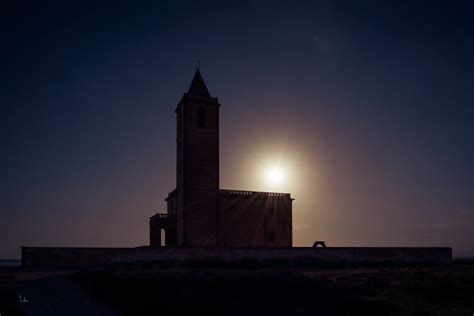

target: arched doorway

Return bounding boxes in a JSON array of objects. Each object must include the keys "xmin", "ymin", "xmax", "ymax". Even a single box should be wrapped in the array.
[{"xmin": 161, "ymin": 229, "xmax": 166, "ymax": 247}]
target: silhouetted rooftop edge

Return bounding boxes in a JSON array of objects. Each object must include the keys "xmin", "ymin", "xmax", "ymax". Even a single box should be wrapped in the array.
[{"xmin": 187, "ymin": 69, "xmax": 211, "ymax": 97}]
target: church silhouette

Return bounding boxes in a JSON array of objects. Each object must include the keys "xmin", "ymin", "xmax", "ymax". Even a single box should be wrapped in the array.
[
  {"xmin": 21, "ymin": 70, "xmax": 452, "ymax": 267},
  {"xmin": 149, "ymin": 70, "xmax": 293, "ymax": 248}
]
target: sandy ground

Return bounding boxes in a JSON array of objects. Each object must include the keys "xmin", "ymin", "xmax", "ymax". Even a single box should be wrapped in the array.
[
  {"xmin": 0, "ymin": 270, "xmax": 115, "ymax": 316},
  {"xmin": 1, "ymin": 264, "xmax": 473, "ymax": 315}
]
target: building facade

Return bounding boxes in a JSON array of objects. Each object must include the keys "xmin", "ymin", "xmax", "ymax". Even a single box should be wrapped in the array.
[{"xmin": 150, "ymin": 70, "xmax": 293, "ymax": 248}]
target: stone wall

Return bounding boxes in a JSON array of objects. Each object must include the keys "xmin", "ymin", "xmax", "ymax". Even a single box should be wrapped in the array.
[
  {"xmin": 218, "ymin": 190, "xmax": 292, "ymax": 247},
  {"xmin": 22, "ymin": 246, "xmax": 452, "ymax": 267}
]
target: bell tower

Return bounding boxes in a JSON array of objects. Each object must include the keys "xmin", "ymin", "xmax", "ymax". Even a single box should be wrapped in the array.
[{"xmin": 175, "ymin": 69, "xmax": 220, "ymax": 247}]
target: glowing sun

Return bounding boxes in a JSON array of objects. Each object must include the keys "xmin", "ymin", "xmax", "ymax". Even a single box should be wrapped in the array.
[{"xmin": 265, "ymin": 166, "xmax": 285, "ymax": 186}]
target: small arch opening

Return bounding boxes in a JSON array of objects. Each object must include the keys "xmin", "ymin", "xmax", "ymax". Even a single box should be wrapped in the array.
[
  {"xmin": 268, "ymin": 231, "xmax": 275, "ymax": 247},
  {"xmin": 198, "ymin": 107, "xmax": 206, "ymax": 129},
  {"xmin": 312, "ymin": 241, "xmax": 327, "ymax": 248},
  {"xmin": 161, "ymin": 229, "xmax": 166, "ymax": 247}
]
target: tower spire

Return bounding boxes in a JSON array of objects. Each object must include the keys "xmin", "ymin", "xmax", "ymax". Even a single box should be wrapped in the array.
[{"xmin": 187, "ymin": 69, "xmax": 211, "ymax": 98}]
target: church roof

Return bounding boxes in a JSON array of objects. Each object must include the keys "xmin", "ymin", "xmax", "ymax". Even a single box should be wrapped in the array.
[{"xmin": 187, "ymin": 69, "xmax": 211, "ymax": 98}]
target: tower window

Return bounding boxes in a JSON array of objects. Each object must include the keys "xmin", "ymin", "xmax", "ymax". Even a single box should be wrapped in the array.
[
  {"xmin": 198, "ymin": 107, "xmax": 206, "ymax": 129},
  {"xmin": 268, "ymin": 231, "xmax": 275, "ymax": 243}
]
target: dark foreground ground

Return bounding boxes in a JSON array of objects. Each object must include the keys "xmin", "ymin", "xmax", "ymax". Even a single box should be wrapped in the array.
[{"xmin": 1, "ymin": 262, "xmax": 473, "ymax": 315}]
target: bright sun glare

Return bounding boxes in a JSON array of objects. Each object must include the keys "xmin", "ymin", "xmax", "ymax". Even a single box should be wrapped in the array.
[{"xmin": 265, "ymin": 166, "xmax": 285, "ymax": 185}]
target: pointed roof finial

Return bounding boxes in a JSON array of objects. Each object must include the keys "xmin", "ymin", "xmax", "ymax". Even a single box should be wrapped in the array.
[{"xmin": 187, "ymin": 68, "xmax": 211, "ymax": 97}]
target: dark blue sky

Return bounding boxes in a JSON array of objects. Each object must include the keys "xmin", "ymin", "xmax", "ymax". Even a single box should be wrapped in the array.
[{"xmin": 2, "ymin": 0, "xmax": 473, "ymax": 258}]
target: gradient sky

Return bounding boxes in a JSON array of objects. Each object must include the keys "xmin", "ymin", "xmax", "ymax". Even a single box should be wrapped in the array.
[{"xmin": 2, "ymin": 1, "xmax": 473, "ymax": 258}]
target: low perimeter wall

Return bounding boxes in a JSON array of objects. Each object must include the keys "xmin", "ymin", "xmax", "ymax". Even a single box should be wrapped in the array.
[{"xmin": 21, "ymin": 246, "xmax": 452, "ymax": 267}]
